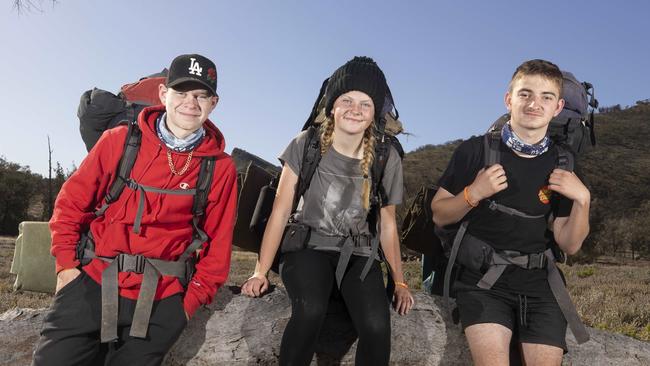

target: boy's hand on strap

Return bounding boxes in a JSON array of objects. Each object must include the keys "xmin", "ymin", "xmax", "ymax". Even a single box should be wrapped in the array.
[
  {"xmin": 468, "ymin": 164, "xmax": 508, "ymax": 202},
  {"xmin": 548, "ymin": 169, "xmax": 590, "ymax": 205}
]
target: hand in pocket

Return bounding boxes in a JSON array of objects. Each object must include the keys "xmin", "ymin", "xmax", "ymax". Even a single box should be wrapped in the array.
[{"xmin": 55, "ymin": 268, "xmax": 82, "ymax": 294}]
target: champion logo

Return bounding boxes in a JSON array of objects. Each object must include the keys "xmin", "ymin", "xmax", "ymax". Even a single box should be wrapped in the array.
[
  {"xmin": 188, "ymin": 58, "xmax": 203, "ymax": 76},
  {"xmin": 179, "ymin": 182, "xmax": 190, "ymax": 190}
]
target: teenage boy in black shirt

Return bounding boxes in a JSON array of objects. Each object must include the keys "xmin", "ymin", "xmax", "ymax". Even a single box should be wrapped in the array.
[{"xmin": 431, "ymin": 59, "xmax": 590, "ymax": 366}]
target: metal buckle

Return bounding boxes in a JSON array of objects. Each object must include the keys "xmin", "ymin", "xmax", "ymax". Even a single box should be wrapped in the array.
[{"xmin": 117, "ymin": 254, "xmax": 147, "ymax": 274}]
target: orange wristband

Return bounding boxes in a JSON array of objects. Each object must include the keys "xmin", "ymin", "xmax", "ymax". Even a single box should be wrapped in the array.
[
  {"xmin": 395, "ymin": 281, "xmax": 409, "ymax": 289},
  {"xmin": 463, "ymin": 186, "xmax": 479, "ymax": 208}
]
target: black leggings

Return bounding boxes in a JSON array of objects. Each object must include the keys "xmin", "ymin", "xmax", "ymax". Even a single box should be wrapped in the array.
[{"xmin": 279, "ymin": 249, "xmax": 391, "ymax": 366}]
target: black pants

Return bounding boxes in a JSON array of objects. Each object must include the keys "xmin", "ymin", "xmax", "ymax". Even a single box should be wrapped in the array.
[
  {"xmin": 279, "ymin": 249, "xmax": 391, "ymax": 366},
  {"xmin": 32, "ymin": 271, "xmax": 187, "ymax": 366}
]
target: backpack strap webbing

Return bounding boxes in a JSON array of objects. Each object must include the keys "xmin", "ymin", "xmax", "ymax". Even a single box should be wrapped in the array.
[
  {"xmin": 484, "ymin": 130, "xmax": 501, "ymax": 167},
  {"xmin": 95, "ymin": 121, "xmax": 142, "ymax": 216},
  {"xmin": 370, "ymin": 131, "xmax": 391, "ymax": 209},
  {"xmin": 583, "ymin": 81, "xmax": 598, "ymax": 146},
  {"xmin": 192, "ymin": 156, "xmax": 216, "ymax": 218},
  {"xmin": 554, "ymin": 143, "xmax": 574, "ymax": 172},
  {"xmin": 292, "ymin": 126, "xmax": 322, "ymax": 213},
  {"xmin": 443, "ymin": 220, "xmax": 469, "ymax": 310}
]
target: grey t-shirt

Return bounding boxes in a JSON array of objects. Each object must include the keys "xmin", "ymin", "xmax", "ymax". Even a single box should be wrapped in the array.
[{"xmin": 279, "ymin": 130, "xmax": 403, "ymax": 238}]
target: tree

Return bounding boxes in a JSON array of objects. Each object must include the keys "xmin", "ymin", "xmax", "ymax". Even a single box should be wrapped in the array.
[{"xmin": 0, "ymin": 157, "xmax": 41, "ymax": 234}]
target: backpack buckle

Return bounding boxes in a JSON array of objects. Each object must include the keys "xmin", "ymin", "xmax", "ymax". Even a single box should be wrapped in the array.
[
  {"xmin": 527, "ymin": 253, "xmax": 547, "ymax": 269},
  {"xmin": 117, "ymin": 254, "xmax": 147, "ymax": 274}
]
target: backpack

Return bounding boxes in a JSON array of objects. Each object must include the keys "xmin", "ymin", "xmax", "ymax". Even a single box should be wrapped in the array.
[
  {"xmin": 76, "ymin": 120, "xmax": 216, "ymax": 277},
  {"xmin": 244, "ymin": 77, "xmax": 405, "ymax": 255},
  {"xmin": 74, "ymin": 119, "xmax": 216, "ymax": 342},
  {"xmin": 75, "ymin": 70, "xmax": 216, "ymax": 284},
  {"xmin": 400, "ymin": 71, "xmax": 594, "ymax": 344},
  {"xmin": 402, "ymin": 69, "xmax": 598, "ymax": 259},
  {"xmin": 77, "ymin": 70, "xmax": 167, "ymax": 152},
  {"xmin": 488, "ymin": 70, "xmax": 598, "ymax": 156}
]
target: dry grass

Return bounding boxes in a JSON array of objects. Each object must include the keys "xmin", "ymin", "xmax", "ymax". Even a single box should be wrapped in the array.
[
  {"xmin": 2, "ymin": 237, "xmax": 648, "ymax": 343},
  {"xmin": 561, "ymin": 261, "xmax": 650, "ymax": 341},
  {"xmin": 0, "ymin": 236, "xmax": 51, "ymax": 312}
]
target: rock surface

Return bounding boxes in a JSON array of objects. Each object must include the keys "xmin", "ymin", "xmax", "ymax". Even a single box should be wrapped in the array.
[{"xmin": 1, "ymin": 287, "xmax": 649, "ymax": 365}]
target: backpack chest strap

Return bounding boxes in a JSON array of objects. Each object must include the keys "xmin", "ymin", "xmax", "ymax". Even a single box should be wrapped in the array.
[
  {"xmin": 485, "ymin": 200, "xmax": 546, "ymax": 219},
  {"xmin": 122, "ymin": 179, "xmax": 197, "ymax": 234}
]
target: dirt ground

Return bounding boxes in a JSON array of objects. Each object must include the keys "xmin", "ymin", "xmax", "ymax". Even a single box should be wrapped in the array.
[{"xmin": 1, "ymin": 235, "xmax": 648, "ymax": 342}]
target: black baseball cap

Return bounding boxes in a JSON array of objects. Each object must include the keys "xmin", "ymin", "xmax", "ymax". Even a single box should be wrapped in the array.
[{"xmin": 166, "ymin": 54, "xmax": 218, "ymax": 96}]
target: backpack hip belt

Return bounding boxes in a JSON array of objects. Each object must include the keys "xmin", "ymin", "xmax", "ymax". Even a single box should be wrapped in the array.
[
  {"xmin": 448, "ymin": 226, "xmax": 589, "ymax": 344},
  {"xmin": 307, "ymin": 230, "xmax": 380, "ymax": 288},
  {"xmin": 78, "ymin": 225, "xmax": 206, "ymax": 343}
]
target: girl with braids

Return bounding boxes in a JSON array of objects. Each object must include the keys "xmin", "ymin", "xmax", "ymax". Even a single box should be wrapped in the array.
[{"xmin": 242, "ymin": 56, "xmax": 413, "ymax": 365}]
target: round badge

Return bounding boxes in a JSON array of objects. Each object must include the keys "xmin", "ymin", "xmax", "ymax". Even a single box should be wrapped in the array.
[{"xmin": 538, "ymin": 186, "xmax": 552, "ymax": 204}]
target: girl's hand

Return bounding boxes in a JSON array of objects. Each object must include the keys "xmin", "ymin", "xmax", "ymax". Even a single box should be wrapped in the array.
[
  {"xmin": 241, "ymin": 273, "xmax": 270, "ymax": 297},
  {"xmin": 393, "ymin": 284, "xmax": 415, "ymax": 315}
]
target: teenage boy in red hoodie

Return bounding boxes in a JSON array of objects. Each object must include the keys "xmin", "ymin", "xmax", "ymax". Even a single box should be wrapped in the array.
[{"xmin": 32, "ymin": 54, "xmax": 238, "ymax": 365}]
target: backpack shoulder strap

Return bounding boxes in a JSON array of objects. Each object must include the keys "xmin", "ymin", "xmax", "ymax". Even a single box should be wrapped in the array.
[
  {"xmin": 178, "ymin": 155, "xmax": 217, "ymax": 262},
  {"xmin": 192, "ymin": 156, "xmax": 216, "ymax": 218},
  {"xmin": 370, "ymin": 134, "xmax": 392, "ymax": 207},
  {"xmin": 95, "ymin": 121, "xmax": 142, "ymax": 216},
  {"xmin": 484, "ymin": 130, "xmax": 501, "ymax": 167},
  {"xmin": 293, "ymin": 126, "xmax": 322, "ymax": 212},
  {"xmin": 554, "ymin": 143, "xmax": 575, "ymax": 172}
]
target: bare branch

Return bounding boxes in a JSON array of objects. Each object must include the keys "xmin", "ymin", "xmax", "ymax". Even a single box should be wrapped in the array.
[{"xmin": 12, "ymin": 0, "xmax": 58, "ymax": 15}]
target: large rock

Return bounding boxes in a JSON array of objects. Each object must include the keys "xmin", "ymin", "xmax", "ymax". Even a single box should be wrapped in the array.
[{"xmin": 1, "ymin": 287, "xmax": 649, "ymax": 365}]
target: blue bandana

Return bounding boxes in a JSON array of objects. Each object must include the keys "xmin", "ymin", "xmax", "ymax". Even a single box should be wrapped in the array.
[
  {"xmin": 501, "ymin": 121, "xmax": 550, "ymax": 156},
  {"xmin": 156, "ymin": 113, "xmax": 205, "ymax": 152}
]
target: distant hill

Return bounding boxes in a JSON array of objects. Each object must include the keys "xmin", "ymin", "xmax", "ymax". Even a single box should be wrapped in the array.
[{"xmin": 400, "ymin": 102, "xmax": 650, "ymax": 259}]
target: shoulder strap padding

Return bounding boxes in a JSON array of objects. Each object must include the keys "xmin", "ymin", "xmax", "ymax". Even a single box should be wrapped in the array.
[
  {"xmin": 554, "ymin": 143, "xmax": 575, "ymax": 172},
  {"xmin": 484, "ymin": 130, "xmax": 501, "ymax": 167},
  {"xmin": 105, "ymin": 121, "xmax": 142, "ymax": 205},
  {"xmin": 293, "ymin": 126, "xmax": 322, "ymax": 212},
  {"xmin": 192, "ymin": 156, "xmax": 216, "ymax": 217}
]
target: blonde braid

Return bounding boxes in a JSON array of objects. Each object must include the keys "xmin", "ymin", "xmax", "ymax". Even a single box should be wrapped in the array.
[
  {"xmin": 360, "ymin": 123, "xmax": 376, "ymax": 210},
  {"xmin": 319, "ymin": 116, "xmax": 335, "ymax": 155}
]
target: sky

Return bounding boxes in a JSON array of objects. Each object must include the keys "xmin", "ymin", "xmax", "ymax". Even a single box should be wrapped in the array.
[{"xmin": 1, "ymin": 0, "xmax": 648, "ymax": 176}]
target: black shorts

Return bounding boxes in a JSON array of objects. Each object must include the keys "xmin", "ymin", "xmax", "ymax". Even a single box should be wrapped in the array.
[{"xmin": 455, "ymin": 284, "xmax": 568, "ymax": 352}]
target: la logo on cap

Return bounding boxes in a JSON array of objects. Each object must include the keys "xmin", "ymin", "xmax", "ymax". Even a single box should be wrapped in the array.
[{"xmin": 188, "ymin": 58, "xmax": 203, "ymax": 77}]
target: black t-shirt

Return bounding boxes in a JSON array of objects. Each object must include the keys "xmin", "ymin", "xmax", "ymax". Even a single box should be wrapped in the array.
[{"xmin": 438, "ymin": 135, "xmax": 573, "ymax": 296}]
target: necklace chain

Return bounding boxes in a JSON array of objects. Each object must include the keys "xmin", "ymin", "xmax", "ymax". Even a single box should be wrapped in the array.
[{"xmin": 167, "ymin": 149, "xmax": 193, "ymax": 176}]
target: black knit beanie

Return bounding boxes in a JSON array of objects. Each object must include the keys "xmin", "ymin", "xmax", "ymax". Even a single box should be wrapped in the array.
[{"xmin": 324, "ymin": 56, "xmax": 388, "ymax": 122}]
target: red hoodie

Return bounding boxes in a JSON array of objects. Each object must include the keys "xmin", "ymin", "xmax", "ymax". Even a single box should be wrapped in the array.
[{"xmin": 50, "ymin": 105, "xmax": 237, "ymax": 318}]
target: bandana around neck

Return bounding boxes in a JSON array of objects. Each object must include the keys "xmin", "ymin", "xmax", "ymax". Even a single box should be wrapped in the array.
[
  {"xmin": 156, "ymin": 113, "xmax": 205, "ymax": 152},
  {"xmin": 501, "ymin": 121, "xmax": 550, "ymax": 156}
]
